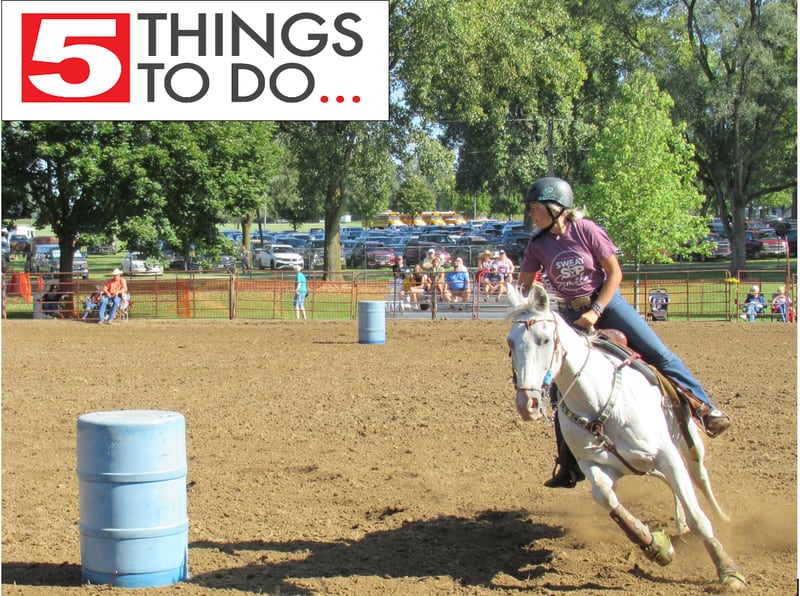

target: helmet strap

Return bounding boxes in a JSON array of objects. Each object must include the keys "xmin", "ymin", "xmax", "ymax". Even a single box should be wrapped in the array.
[{"xmin": 528, "ymin": 202, "xmax": 566, "ymax": 240}]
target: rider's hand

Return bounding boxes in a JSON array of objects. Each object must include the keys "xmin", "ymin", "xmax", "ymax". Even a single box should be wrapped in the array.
[{"xmin": 576, "ymin": 310, "xmax": 600, "ymax": 330}]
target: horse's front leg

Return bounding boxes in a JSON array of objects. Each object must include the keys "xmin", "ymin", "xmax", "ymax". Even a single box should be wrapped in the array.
[{"xmin": 584, "ymin": 465, "xmax": 675, "ymax": 567}]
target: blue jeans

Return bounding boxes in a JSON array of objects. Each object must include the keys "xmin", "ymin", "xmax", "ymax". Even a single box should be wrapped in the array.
[
  {"xmin": 559, "ymin": 290, "xmax": 713, "ymax": 407},
  {"xmin": 745, "ymin": 302, "xmax": 763, "ymax": 322},
  {"xmin": 774, "ymin": 303, "xmax": 787, "ymax": 322},
  {"xmin": 98, "ymin": 295, "xmax": 121, "ymax": 321}
]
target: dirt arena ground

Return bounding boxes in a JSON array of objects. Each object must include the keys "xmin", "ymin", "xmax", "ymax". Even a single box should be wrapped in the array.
[{"xmin": 1, "ymin": 318, "xmax": 797, "ymax": 595}]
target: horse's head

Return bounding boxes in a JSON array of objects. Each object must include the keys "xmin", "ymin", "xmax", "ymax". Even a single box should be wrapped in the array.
[{"xmin": 506, "ymin": 284, "xmax": 560, "ymax": 421}]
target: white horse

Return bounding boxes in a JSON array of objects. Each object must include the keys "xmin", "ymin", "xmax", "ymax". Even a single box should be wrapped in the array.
[{"xmin": 506, "ymin": 284, "xmax": 746, "ymax": 591}]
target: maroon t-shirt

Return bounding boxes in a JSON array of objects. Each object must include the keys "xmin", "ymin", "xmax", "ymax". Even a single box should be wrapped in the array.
[{"xmin": 520, "ymin": 218, "xmax": 617, "ymax": 301}]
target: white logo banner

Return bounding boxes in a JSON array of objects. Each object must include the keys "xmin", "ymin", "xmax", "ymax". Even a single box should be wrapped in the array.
[{"xmin": 1, "ymin": 0, "xmax": 389, "ymax": 120}]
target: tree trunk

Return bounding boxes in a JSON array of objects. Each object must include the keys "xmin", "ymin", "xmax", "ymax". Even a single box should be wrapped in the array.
[{"xmin": 323, "ymin": 183, "xmax": 344, "ymax": 281}]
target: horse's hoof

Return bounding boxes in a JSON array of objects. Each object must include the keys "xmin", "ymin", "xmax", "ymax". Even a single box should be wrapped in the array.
[
  {"xmin": 642, "ymin": 530, "xmax": 674, "ymax": 566},
  {"xmin": 720, "ymin": 569, "xmax": 747, "ymax": 591}
]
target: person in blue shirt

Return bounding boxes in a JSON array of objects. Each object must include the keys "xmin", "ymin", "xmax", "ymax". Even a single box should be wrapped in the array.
[
  {"xmin": 293, "ymin": 265, "xmax": 307, "ymax": 319},
  {"xmin": 742, "ymin": 285, "xmax": 766, "ymax": 322},
  {"xmin": 444, "ymin": 258, "xmax": 471, "ymax": 310},
  {"xmin": 483, "ymin": 263, "xmax": 505, "ymax": 301}
]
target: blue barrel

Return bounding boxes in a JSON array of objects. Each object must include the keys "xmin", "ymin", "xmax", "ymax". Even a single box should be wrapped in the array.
[
  {"xmin": 358, "ymin": 300, "xmax": 386, "ymax": 344},
  {"xmin": 77, "ymin": 410, "xmax": 189, "ymax": 588}
]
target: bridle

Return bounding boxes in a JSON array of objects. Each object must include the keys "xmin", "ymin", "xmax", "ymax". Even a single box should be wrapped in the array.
[{"xmin": 510, "ymin": 313, "xmax": 591, "ymax": 402}]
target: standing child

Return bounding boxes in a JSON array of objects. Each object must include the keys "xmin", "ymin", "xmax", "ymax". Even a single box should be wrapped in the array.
[{"xmin": 293, "ymin": 264, "xmax": 307, "ymax": 319}]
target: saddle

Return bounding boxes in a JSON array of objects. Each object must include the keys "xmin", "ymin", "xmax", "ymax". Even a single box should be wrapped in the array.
[{"xmin": 592, "ymin": 329, "xmax": 711, "ymax": 439}]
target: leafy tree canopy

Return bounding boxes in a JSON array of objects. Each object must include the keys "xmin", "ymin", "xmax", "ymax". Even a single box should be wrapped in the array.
[{"xmin": 585, "ymin": 72, "xmax": 708, "ymax": 265}]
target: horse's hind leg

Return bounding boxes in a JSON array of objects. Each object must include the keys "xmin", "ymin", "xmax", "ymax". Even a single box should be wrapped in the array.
[
  {"xmin": 704, "ymin": 537, "xmax": 747, "ymax": 591},
  {"xmin": 681, "ymin": 424, "xmax": 730, "ymax": 522},
  {"xmin": 658, "ymin": 449, "xmax": 746, "ymax": 589}
]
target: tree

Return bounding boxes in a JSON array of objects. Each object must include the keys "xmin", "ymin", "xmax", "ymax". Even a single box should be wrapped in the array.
[
  {"xmin": 2, "ymin": 120, "xmax": 283, "ymax": 277},
  {"xmin": 399, "ymin": 131, "xmax": 456, "ymax": 210},
  {"xmin": 282, "ymin": 121, "xmax": 394, "ymax": 278},
  {"xmin": 585, "ymin": 72, "xmax": 708, "ymax": 266},
  {"xmin": 599, "ymin": 0, "xmax": 797, "ymax": 272},
  {"xmin": 2, "ymin": 121, "xmax": 152, "ymax": 287},
  {"xmin": 210, "ymin": 121, "xmax": 282, "ymax": 258},
  {"xmin": 392, "ymin": 0, "xmax": 587, "ymax": 200},
  {"xmin": 394, "ymin": 174, "xmax": 437, "ymax": 215}
]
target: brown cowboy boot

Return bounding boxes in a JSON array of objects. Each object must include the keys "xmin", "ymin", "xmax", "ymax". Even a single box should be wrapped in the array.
[
  {"xmin": 544, "ymin": 439, "xmax": 585, "ymax": 489},
  {"xmin": 704, "ymin": 408, "xmax": 732, "ymax": 438},
  {"xmin": 673, "ymin": 384, "xmax": 732, "ymax": 439}
]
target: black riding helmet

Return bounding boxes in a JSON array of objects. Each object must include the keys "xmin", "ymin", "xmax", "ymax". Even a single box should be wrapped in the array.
[
  {"xmin": 522, "ymin": 177, "xmax": 574, "ymax": 208},
  {"xmin": 522, "ymin": 177, "xmax": 574, "ymax": 237}
]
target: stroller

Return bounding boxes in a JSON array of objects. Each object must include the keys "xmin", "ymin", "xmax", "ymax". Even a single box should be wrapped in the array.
[{"xmin": 647, "ymin": 288, "xmax": 670, "ymax": 322}]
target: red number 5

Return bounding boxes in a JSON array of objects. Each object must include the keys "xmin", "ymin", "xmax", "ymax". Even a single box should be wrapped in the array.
[{"xmin": 21, "ymin": 14, "xmax": 130, "ymax": 102}]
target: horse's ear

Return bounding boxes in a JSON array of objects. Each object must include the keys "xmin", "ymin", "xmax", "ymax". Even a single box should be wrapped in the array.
[
  {"xmin": 506, "ymin": 284, "xmax": 525, "ymax": 308},
  {"xmin": 530, "ymin": 283, "xmax": 550, "ymax": 312}
]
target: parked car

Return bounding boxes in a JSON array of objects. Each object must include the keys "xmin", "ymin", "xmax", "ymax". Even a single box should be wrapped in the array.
[
  {"xmin": 784, "ymin": 228, "xmax": 797, "ymax": 257},
  {"xmin": 29, "ymin": 243, "xmax": 57, "ymax": 271},
  {"xmin": 29, "ymin": 243, "xmax": 89, "ymax": 278},
  {"xmin": 169, "ymin": 254, "xmax": 235, "ymax": 273},
  {"xmin": 256, "ymin": 244, "xmax": 304, "ymax": 270},
  {"xmin": 349, "ymin": 241, "xmax": 396, "ymax": 269},
  {"xmin": 205, "ymin": 254, "xmax": 236, "ymax": 273},
  {"xmin": 682, "ymin": 234, "xmax": 731, "ymax": 262},
  {"xmin": 403, "ymin": 240, "xmax": 452, "ymax": 268},
  {"xmin": 122, "ymin": 251, "xmax": 164, "ymax": 275},
  {"xmin": 450, "ymin": 235, "xmax": 499, "ymax": 267},
  {"xmin": 301, "ymin": 239, "xmax": 345, "ymax": 269},
  {"xmin": 86, "ymin": 240, "xmax": 117, "ymax": 254},
  {"xmin": 221, "ymin": 230, "xmax": 243, "ymax": 243},
  {"xmin": 168, "ymin": 256, "xmax": 201, "ymax": 271},
  {"xmin": 417, "ymin": 232, "xmax": 459, "ymax": 246},
  {"xmin": 498, "ymin": 230, "xmax": 533, "ymax": 264},
  {"xmin": 9, "ymin": 234, "xmax": 31, "ymax": 254},
  {"xmin": 745, "ymin": 230, "xmax": 788, "ymax": 259}
]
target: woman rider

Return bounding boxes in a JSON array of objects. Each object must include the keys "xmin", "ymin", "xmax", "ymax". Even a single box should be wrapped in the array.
[{"xmin": 516, "ymin": 177, "xmax": 731, "ymax": 489}]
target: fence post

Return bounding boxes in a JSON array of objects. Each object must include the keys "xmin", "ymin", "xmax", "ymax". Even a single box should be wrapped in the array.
[
  {"xmin": 176, "ymin": 279, "xmax": 191, "ymax": 318},
  {"xmin": 229, "ymin": 273, "xmax": 236, "ymax": 320}
]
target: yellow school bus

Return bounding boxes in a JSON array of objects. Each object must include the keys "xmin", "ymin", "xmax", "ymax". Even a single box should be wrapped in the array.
[{"xmin": 372, "ymin": 211, "xmax": 407, "ymax": 228}]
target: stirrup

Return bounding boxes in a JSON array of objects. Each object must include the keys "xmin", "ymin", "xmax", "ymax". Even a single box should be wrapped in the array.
[{"xmin": 704, "ymin": 408, "xmax": 732, "ymax": 438}]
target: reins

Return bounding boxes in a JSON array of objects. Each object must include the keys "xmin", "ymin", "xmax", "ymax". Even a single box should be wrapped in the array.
[{"xmin": 511, "ymin": 311, "xmax": 653, "ymax": 476}]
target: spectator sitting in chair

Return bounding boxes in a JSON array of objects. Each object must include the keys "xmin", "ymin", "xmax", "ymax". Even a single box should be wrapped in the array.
[
  {"xmin": 444, "ymin": 258, "xmax": 471, "ymax": 309},
  {"xmin": 483, "ymin": 263, "xmax": 505, "ymax": 301},
  {"xmin": 742, "ymin": 285, "xmax": 766, "ymax": 322},
  {"xmin": 495, "ymin": 249, "xmax": 515, "ymax": 283},
  {"xmin": 42, "ymin": 284, "xmax": 68, "ymax": 319},
  {"xmin": 81, "ymin": 288, "xmax": 102, "ymax": 319},
  {"xmin": 421, "ymin": 248, "xmax": 437, "ymax": 271},
  {"xmin": 97, "ymin": 268, "xmax": 128, "ymax": 324},
  {"xmin": 771, "ymin": 286, "xmax": 791, "ymax": 322}
]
